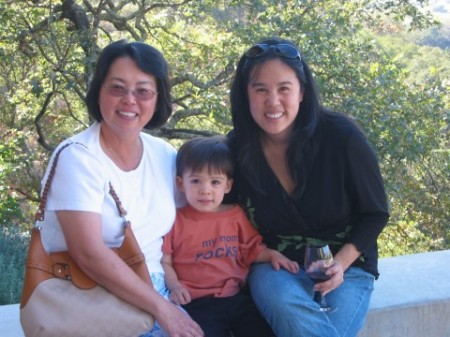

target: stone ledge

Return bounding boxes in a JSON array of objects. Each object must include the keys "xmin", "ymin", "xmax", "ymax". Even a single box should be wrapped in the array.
[
  {"xmin": 2, "ymin": 250, "xmax": 449, "ymax": 337},
  {"xmin": 358, "ymin": 249, "xmax": 450, "ymax": 337},
  {"xmin": 0, "ymin": 303, "xmax": 23, "ymax": 337}
]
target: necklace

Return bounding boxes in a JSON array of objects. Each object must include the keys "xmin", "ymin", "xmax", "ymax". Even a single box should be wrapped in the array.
[{"xmin": 100, "ymin": 129, "xmax": 143, "ymax": 171}]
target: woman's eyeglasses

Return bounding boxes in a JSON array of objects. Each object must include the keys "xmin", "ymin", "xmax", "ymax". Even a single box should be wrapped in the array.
[
  {"xmin": 245, "ymin": 43, "xmax": 302, "ymax": 61},
  {"xmin": 105, "ymin": 84, "xmax": 157, "ymax": 101}
]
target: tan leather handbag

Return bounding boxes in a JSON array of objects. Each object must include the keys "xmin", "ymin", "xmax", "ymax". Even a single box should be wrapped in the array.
[{"xmin": 20, "ymin": 143, "xmax": 155, "ymax": 337}]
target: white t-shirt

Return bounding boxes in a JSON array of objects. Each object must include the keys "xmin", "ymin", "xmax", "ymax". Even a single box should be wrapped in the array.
[{"xmin": 38, "ymin": 122, "xmax": 178, "ymax": 274}]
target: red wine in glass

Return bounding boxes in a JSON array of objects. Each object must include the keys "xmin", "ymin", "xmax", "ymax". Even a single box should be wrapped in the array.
[{"xmin": 304, "ymin": 244, "xmax": 335, "ymax": 312}]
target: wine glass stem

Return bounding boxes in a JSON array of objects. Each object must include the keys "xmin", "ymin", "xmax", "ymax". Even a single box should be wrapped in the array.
[
  {"xmin": 320, "ymin": 294, "xmax": 328, "ymax": 307},
  {"xmin": 314, "ymin": 291, "xmax": 322, "ymax": 303},
  {"xmin": 314, "ymin": 291, "xmax": 330, "ymax": 309}
]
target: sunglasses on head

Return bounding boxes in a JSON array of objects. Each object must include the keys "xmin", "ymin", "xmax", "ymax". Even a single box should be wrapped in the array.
[{"xmin": 245, "ymin": 43, "xmax": 302, "ymax": 61}]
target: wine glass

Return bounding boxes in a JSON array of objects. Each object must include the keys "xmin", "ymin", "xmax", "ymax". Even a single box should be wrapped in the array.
[{"xmin": 304, "ymin": 243, "xmax": 335, "ymax": 312}]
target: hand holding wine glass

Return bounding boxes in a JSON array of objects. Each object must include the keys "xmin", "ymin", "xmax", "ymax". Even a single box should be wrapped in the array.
[{"xmin": 304, "ymin": 244, "xmax": 336, "ymax": 312}]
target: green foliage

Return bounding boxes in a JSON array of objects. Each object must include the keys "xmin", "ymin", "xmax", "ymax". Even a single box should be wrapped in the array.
[
  {"xmin": 0, "ymin": 136, "xmax": 29, "ymax": 226},
  {"xmin": 0, "ymin": 226, "xmax": 29, "ymax": 305},
  {"xmin": 0, "ymin": 0, "xmax": 448, "ymax": 287},
  {"xmin": 379, "ymin": 220, "xmax": 431, "ymax": 257},
  {"xmin": 371, "ymin": 25, "xmax": 450, "ymax": 255}
]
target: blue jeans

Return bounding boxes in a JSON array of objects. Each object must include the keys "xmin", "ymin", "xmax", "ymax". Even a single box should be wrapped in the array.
[
  {"xmin": 140, "ymin": 272, "xmax": 173, "ymax": 337},
  {"xmin": 248, "ymin": 263, "xmax": 374, "ymax": 337}
]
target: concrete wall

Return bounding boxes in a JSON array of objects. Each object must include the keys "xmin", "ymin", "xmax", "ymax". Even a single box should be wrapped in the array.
[
  {"xmin": 358, "ymin": 249, "xmax": 450, "ymax": 337},
  {"xmin": 0, "ymin": 303, "xmax": 22, "ymax": 337},
  {"xmin": 2, "ymin": 250, "xmax": 450, "ymax": 337}
]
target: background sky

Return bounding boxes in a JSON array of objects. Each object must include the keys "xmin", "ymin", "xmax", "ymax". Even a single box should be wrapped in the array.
[{"xmin": 425, "ymin": 0, "xmax": 450, "ymax": 27}]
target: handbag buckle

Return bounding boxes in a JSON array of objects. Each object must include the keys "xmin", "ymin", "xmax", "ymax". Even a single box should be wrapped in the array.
[{"xmin": 53, "ymin": 263, "xmax": 72, "ymax": 280}]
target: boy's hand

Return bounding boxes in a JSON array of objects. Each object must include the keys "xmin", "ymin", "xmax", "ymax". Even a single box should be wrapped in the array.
[
  {"xmin": 270, "ymin": 250, "xmax": 300, "ymax": 274},
  {"xmin": 169, "ymin": 285, "xmax": 192, "ymax": 305}
]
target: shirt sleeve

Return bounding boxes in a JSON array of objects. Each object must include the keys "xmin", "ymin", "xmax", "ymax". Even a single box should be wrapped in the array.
[
  {"xmin": 345, "ymin": 130, "xmax": 390, "ymax": 253},
  {"xmin": 236, "ymin": 208, "xmax": 266, "ymax": 266},
  {"xmin": 45, "ymin": 142, "xmax": 107, "ymax": 213},
  {"xmin": 161, "ymin": 226, "xmax": 175, "ymax": 255}
]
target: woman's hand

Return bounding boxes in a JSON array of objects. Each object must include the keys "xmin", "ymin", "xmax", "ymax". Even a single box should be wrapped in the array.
[
  {"xmin": 314, "ymin": 260, "xmax": 344, "ymax": 295},
  {"xmin": 155, "ymin": 300, "xmax": 204, "ymax": 337},
  {"xmin": 313, "ymin": 243, "xmax": 361, "ymax": 295}
]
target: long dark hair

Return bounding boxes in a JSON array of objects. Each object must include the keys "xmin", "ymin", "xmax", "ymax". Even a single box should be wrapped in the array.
[
  {"xmin": 230, "ymin": 37, "xmax": 323, "ymax": 196},
  {"xmin": 85, "ymin": 39, "xmax": 172, "ymax": 130}
]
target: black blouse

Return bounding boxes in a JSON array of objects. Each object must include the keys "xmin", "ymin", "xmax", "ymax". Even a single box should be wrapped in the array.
[{"xmin": 228, "ymin": 112, "xmax": 389, "ymax": 277}]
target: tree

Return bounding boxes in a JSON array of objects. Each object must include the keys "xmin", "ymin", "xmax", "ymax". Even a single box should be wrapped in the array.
[{"xmin": 0, "ymin": 0, "xmax": 448, "ymax": 256}]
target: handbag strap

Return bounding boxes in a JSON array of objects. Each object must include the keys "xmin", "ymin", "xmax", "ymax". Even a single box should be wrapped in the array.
[
  {"xmin": 108, "ymin": 182, "xmax": 128, "ymax": 218},
  {"xmin": 35, "ymin": 142, "xmax": 127, "ymax": 221}
]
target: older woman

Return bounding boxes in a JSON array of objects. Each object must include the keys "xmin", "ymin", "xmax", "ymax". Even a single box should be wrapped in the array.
[{"xmin": 38, "ymin": 40, "xmax": 203, "ymax": 337}]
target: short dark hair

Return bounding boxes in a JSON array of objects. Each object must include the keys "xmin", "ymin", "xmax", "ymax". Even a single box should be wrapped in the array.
[
  {"xmin": 176, "ymin": 136, "xmax": 234, "ymax": 179},
  {"xmin": 85, "ymin": 39, "xmax": 172, "ymax": 130}
]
